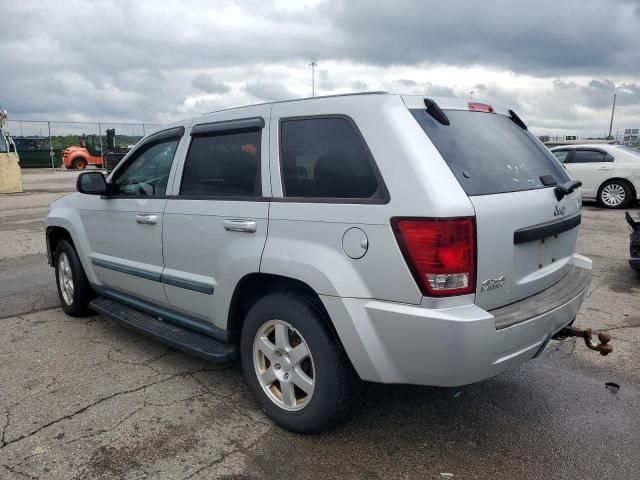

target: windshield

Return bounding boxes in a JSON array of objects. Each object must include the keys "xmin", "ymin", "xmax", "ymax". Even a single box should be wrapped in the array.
[{"xmin": 411, "ymin": 109, "xmax": 570, "ymax": 196}]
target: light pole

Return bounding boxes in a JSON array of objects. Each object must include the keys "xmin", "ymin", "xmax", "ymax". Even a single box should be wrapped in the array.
[
  {"xmin": 309, "ymin": 62, "xmax": 318, "ymax": 97},
  {"xmin": 607, "ymin": 93, "xmax": 617, "ymax": 140}
]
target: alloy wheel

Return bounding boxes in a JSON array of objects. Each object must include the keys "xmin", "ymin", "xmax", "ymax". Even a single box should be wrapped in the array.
[
  {"xmin": 57, "ymin": 252, "xmax": 74, "ymax": 305},
  {"xmin": 601, "ymin": 183, "xmax": 626, "ymax": 207},
  {"xmin": 253, "ymin": 319, "xmax": 315, "ymax": 411}
]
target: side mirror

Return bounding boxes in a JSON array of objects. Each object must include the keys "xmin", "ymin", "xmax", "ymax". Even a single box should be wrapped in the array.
[{"xmin": 77, "ymin": 171, "xmax": 109, "ymax": 195}]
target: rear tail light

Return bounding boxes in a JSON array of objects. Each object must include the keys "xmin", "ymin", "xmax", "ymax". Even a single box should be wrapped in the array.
[
  {"xmin": 468, "ymin": 102, "xmax": 495, "ymax": 113},
  {"xmin": 391, "ymin": 217, "xmax": 476, "ymax": 297}
]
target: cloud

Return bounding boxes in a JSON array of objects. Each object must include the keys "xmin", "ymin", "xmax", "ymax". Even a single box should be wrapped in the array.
[
  {"xmin": 317, "ymin": 69, "xmax": 338, "ymax": 91},
  {"xmin": 321, "ymin": 0, "xmax": 639, "ymax": 76},
  {"xmin": 191, "ymin": 74, "xmax": 231, "ymax": 95},
  {"xmin": 396, "ymin": 79, "xmax": 418, "ymax": 88},
  {"xmin": 243, "ymin": 81, "xmax": 296, "ymax": 102},
  {"xmin": 424, "ymin": 83, "xmax": 456, "ymax": 98},
  {"xmin": 0, "ymin": 0, "xmax": 638, "ymax": 137},
  {"xmin": 350, "ymin": 80, "xmax": 370, "ymax": 91}
]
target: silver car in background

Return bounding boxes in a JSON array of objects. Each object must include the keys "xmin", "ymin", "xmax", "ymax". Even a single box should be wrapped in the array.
[{"xmin": 46, "ymin": 93, "xmax": 594, "ymax": 432}]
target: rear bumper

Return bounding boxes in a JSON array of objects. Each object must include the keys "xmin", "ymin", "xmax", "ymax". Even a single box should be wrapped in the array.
[
  {"xmin": 322, "ymin": 254, "xmax": 592, "ymax": 387},
  {"xmin": 630, "ymin": 258, "xmax": 640, "ymax": 271}
]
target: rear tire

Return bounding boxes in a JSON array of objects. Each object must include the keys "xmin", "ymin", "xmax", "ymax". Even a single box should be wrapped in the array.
[
  {"xmin": 598, "ymin": 180, "xmax": 632, "ymax": 209},
  {"xmin": 240, "ymin": 291, "xmax": 360, "ymax": 433},
  {"xmin": 54, "ymin": 240, "xmax": 94, "ymax": 316}
]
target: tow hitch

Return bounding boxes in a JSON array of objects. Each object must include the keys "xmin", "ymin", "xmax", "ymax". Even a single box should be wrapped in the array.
[{"xmin": 553, "ymin": 326, "xmax": 613, "ymax": 356}]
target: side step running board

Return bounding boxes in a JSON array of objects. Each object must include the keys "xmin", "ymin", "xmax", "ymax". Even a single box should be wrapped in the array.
[{"xmin": 90, "ymin": 296, "xmax": 238, "ymax": 363}]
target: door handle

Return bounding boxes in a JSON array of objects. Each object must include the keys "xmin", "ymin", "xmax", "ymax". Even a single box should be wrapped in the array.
[
  {"xmin": 223, "ymin": 219, "xmax": 257, "ymax": 233},
  {"xmin": 135, "ymin": 214, "xmax": 157, "ymax": 225},
  {"xmin": 597, "ymin": 167, "xmax": 611, "ymax": 170}
]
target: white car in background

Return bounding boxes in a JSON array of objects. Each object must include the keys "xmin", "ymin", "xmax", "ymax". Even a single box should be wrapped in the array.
[{"xmin": 550, "ymin": 144, "xmax": 640, "ymax": 208}]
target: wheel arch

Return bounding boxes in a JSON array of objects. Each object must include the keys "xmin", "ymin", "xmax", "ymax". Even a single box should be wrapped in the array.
[
  {"xmin": 46, "ymin": 225, "xmax": 76, "ymax": 267},
  {"xmin": 597, "ymin": 177, "xmax": 637, "ymax": 200},
  {"xmin": 69, "ymin": 153, "xmax": 90, "ymax": 168},
  {"xmin": 226, "ymin": 272, "xmax": 335, "ymax": 343}
]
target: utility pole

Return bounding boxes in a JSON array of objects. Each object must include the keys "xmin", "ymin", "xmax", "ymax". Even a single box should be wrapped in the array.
[
  {"xmin": 607, "ymin": 93, "xmax": 616, "ymax": 139},
  {"xmin": 309, "ymin": 62, "xmax": 318, "ymax": 97},
  {"xmin": 48, "ymin": 121, "xmax": 54, "ymax": 170}
]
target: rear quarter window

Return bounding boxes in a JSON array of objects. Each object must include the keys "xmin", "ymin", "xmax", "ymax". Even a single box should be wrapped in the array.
[
  {"xmin": 280, "ymin": 117, "xmax": 384, "ymax": 200},
  {"xmin": 411, "ymin": 109, "xmax": 570, "ymax": 196}
]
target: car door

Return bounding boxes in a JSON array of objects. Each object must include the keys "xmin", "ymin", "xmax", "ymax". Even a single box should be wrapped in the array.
[
  {"xmin": 563, "ymin": 148, "xmax": 613, "ymax": 197},
  {"xmin": 161, "ymin": 109, "xmax": 270, "ymax": 337},
  {"xmin": 81, "ymin": 127, "xmax": 186, "ymax": 306}
]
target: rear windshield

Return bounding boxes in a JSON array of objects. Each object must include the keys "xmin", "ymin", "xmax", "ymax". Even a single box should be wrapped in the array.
[
  {"xmin": 411, "ymin": 109, "xmax": 569, "ymax": 196},
  {"xmin": 617, "ymin": 146, "xmax": 640, "ymax": 158}
]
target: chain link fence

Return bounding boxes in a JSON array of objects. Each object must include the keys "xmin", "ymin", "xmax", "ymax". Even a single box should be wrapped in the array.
[{"xmin": 4, "ymin": 120, "xmax": 161, "ymax": 169}]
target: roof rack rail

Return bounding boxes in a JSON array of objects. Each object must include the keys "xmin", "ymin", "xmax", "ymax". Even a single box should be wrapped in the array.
[{"xmin": 202, "ymin": 91, "xmax": 388, "ymax": 115}]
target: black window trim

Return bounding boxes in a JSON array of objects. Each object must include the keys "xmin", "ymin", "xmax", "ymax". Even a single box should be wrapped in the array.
[
  {"xmin": 107, "ymin": 126, "xmax": 185, "ymax": 199},
  {"xmin": 569, "ymin": 148, "xmax": 614, "ymax": 164},
  {"xmin": 191, "ymin": 117, "xmax": 265, "ymax": 137},
  {"xmin": 177, "ymin": 123, "xmax": 264, "ymax": 199},
  {"xmin": 276, "ymin": 114, "xmax": 390, "ymax": 205}
]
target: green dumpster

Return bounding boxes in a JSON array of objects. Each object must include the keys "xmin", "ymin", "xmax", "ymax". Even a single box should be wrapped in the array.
[{"xmin": 13, "ymin": 137, "xmax": 63, "ymax": 168}]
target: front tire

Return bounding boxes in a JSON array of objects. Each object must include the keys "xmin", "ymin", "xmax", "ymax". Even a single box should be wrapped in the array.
[
  {"xmin": 71, "ymin": 157, "xmax": 88, "ymax": 170},
  {"xmin": 240, "ymin": 292, "xmax": 360, "ymax": 433},
  {"xmin": 54, "ymin": 240, "xmax": 94, "ymax": 316},
  {"xmin": 598, "ymin": 180, "xmax": 632, "ymax": 209}
]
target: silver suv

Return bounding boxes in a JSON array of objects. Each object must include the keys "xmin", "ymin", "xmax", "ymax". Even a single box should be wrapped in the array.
[{"xmin": 46, "ymin": 93, "xmax": 592, "ymax": 432}]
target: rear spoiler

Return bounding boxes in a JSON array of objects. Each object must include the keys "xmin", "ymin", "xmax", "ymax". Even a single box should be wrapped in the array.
[
  {"xmin": 423, "ymin": 99, "xmax": 528, "ymax": 131},
  {"xmin": 509, "ymin": 110, "xmax": 528, "ymax": 130}
]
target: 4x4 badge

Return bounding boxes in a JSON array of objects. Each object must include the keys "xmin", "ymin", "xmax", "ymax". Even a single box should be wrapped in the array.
[
  {"xmin": 554, "ymin": 205, "xmax": 566, "ymax": 216},
  {"xmin": 481, "ymin": 275, "xmax": 506, "ymax": 292}
]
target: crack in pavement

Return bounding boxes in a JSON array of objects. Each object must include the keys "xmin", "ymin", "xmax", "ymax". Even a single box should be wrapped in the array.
[
  {"xmin": 181, "ymin": 428, "xmax": 271, "ymax": 480},
  {"xmin": 1, "ymin": 410, "xmax": 9, "ymax": 450},
  {"xmin": 0, "ymin": 368, "xmax": 215, "ymax": 451},
  {"xmin": 0, "ymin": 305, "xmax": 65, "ymax": 321},
  {"xmin": 599, "ymin": 323, "xmax": 640, "ymax": 333},
  {"xmin": 1, "ymin": 462, "xmax": 38, "ymax": 480}
]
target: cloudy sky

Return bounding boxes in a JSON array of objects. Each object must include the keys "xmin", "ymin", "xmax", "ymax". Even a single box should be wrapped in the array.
[{"xmin": 1, "ymin": 0, "xmax": 639, "ymax": 137}]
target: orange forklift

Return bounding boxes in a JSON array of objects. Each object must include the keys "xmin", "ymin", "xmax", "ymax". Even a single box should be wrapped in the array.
[{"xmin": 63, "ymin": 129, "xmax": 129, "ymax": 170}]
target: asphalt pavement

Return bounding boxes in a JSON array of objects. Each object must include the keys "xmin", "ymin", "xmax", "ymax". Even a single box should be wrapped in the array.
[{"xmin": 0, "ymin": 169, "xmax": 638, "ymax": 479}]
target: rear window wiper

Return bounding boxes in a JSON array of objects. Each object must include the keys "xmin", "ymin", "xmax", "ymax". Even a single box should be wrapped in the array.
[
  {"xmin": 554, "ymin": 180, "xmax": 582, "ymax": 201},
  {"xmin": 539, "ymin": 175, "xmax": 557, "ymax": 186},
  {"xmin": 424, "ymin": 99, "xmax": 450, "ymax": 126}
]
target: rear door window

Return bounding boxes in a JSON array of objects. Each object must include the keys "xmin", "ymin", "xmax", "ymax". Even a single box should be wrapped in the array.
[
  {"xmin": 411, "ymin": 109, "xmax": 570, "ymax": 196},
  {"xmin": 280, "ymin": 117, "xmax": 382, "ymax": 200},
  {"xmin": 180, "ymin": 130, "xmax": 261, "ymax": 197},
  {"xmin": 570, "ymin": 149, "xmax": 610, "ymax": 163}
]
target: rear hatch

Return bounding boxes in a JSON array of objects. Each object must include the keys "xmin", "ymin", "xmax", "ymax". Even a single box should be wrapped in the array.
[{"xmin": 408, "ymin": 98, "xmax": 579, "ymax": 310}]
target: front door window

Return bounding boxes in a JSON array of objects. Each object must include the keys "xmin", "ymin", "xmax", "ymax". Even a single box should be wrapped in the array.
[{"xmin": 112, "ymin": 139, "xmax": 179, "ymax": 196}]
